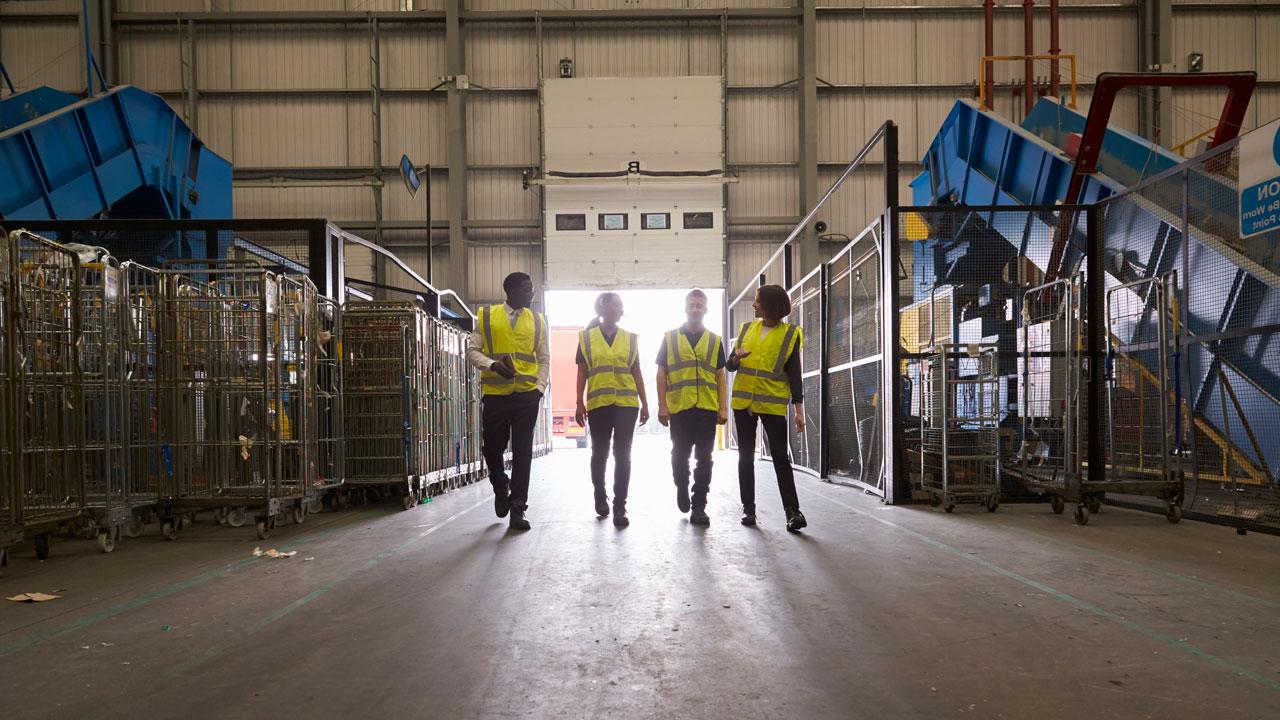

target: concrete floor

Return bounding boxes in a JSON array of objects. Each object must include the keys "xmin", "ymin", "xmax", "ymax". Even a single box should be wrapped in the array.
[{"xmin": 2, "ymin": 435, "xmax": 1279, "ymax": 720}]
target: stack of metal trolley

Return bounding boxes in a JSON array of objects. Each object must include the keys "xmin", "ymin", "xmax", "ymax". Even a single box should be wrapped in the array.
[
  {"xmin": 918, "ymin": 343, "xmax": 1001, "ymax": 513},
  {"xmin": 0, "ymin": 227, "xmax": 524, "ymax": 575}
]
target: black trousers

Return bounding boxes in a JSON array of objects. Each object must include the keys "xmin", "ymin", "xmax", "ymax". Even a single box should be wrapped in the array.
[
  {"xmin": 734, "ymin": 408, "xmax": 800, "ymax": 511},
  {"xmin": 482, "ymin": 390, "xmax": 542, "ymax": 512},
  {"xmin": 670, "ymin": 408, "xmax": 717, "ymax": 510},
  {"xmin": 588, "ymin": 404, "xmax": 639, "ymax": 512}
]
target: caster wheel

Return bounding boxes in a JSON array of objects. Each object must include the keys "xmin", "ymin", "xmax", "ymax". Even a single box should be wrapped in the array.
[
  {"xmin": 1087, "ymin": 496, "xmax": 1102, "ymax": 514},
  {"xmin": 943, "ymin": 497, "xmax": 956, "ymax": 513},
  {"xmin": 308, "ymin": 498, "xmax": 323, "ymax": 515},
  {"xmin": 986, "ymin": 495, "xmax": 1000, "ymax": 513},
  {"xmin": 1074, "ymin": 504, "xmax": 1089, "ymax": 526},
  {"xmin": 161, "ymin": 522, "xmax": 179, "ymax": 541},
  {"xmin": 403, "ymin": 494, "xmax": 417, "ymax": 511},
  {"xmin": 97, "ymin": 526, "xmax": 120, "ymax": 554},
  {"xmin": 255, "ymin": 520, "xmax": 271, "ymax": 541},
  {"xmin": 34, "ymin": 534, "xmax": 50, "ymax": 560},
  {"xmin": 125, "ymin": 516, "xmax": 145, "ymax": 538},
  {"xmin": 1237, "ymin": 527, "xmax": 1248, "ymax": 536},
  {"xmin": 293, "ymin": 504, "xmax": 306, "ymax": 525},
  {"xmin": 928, "ymin": 494, "xmax": 941, "ymax": 507},
  {"xmin": 1051, "ymin": 496, "xmax": 1065, "ymax": 515},
  {"xmin": 1166, "ymin": 503, "xmax": 1182, "ymax": 524},
  {"xmin": 226, "ymin": 507, "xmax": 248, "ymax": 528},
  {"xmin": 213, "ymin": 507, "xmax": 229, "ymax": 525}
]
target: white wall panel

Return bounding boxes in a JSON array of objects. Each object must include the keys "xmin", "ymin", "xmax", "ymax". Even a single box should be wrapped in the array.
[
  {"xmin": 728, "ymin": 92, "xmax": 795, "ymax": 163},
  {"xmin": 381, "ymin": 25, "xmax": 446, "ymax": 89},
  {"xmin": 467, "ymin": 23, "xmax": 537, "ymax": 89},
  {"xmin": 469, "ymin": 168, "xmax": 537, "ymax": 221},
  {"xmin": 234, "ymin": 186, "xmax": 371, "ymax": 219},
  {"xmin": 468, "ymin": 93, "xmax": 537, "ymax": 165},
  {"xmin": 382, "ymin": 169, "xmax": 448, "ymax": 222},
  {"xmin": 116, "ymin": 26, "xmax": 181, "ymax": 90},
  {"xmin": 381, "ymin": 95, "xmax": 446, "ymax": 167},
  {"xmin": 729, "ymin": 167, "xmax": 798, "ymax": 219},
  {"xmin": 727, "ymin": 241, "xmax": 776, "ymax": 303},
  {"xmin": 542, "ymin": 22, "xmax": 719, "ymax": 80},
  {"xmin": 230, "ymin": 97, "xmax": 353, "ymax": 166},
  {"xmin": 468, "ymin": 239, "xmax": 542, "ymax": 304},
  {"xmin": 727, "ymin": 21, "xmax": 795, "ymax": 86}
]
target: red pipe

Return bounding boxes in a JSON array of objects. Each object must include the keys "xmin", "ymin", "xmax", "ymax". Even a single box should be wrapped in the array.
[
  {"xmin": 984, "ymin": 0, "xmax": 995, "ymax": 110},
  {"xmin": 1049, "ymin": 0, "xmax": 1061, "ymax": 98},
  {"xmin": 1024, "ymin": 0, "xmax": 1035, "ymax": 116}
]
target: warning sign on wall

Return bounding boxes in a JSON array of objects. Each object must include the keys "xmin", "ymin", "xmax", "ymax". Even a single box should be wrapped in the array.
[{"xmin": 1239, "ymin": 118, "xmax": 1280, "ymax": 240}]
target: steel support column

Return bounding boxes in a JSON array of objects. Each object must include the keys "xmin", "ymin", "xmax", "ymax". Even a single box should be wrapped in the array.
[
  {"xmin": 796, "ymin": 0, "xmax": 820, "ymax": 274},
  {"xmin": 369, "ymin": 18, "xmax": 386, "ymax": 293},
  {"xmin": 1139, "ymin": 0, "xmax": 1175, "ymax": 142},
  {"xmin": 446, "ymin": 0, "xmax": 469, "ymax": 298}
]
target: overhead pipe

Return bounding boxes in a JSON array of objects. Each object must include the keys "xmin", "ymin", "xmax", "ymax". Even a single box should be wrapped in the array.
[
  {"xmin": 101, "ymin": 0, "xmax": 114, "ymax": 86},
  {"xmin": 984, "ymin": 0, "xmax": 995, "ymax": 110},
  {"xmin": 1023, "ymin": 0, "xmax": 1035, "ymax": 116},
  {"xmin": 1049, "ymin": 0, "xmax": 1060, "ymax": 97}
]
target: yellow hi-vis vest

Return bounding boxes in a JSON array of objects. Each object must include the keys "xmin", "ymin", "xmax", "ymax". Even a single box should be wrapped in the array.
[
  {"xmin": 580, "ymin": 325, "xmax": 640, "ymax": 411},
  {"xmin": 479, "ymin": 305, "xmax": 543, "ymax": 396},
  {"xmin": 663, "ymin": 328, "xmax": 721, "ymax": 414},
  {"xmin": 731, "ymin": 320, "xmax": 801, "ymax": 416}
]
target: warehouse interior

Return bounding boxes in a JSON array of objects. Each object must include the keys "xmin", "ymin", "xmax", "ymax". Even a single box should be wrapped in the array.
[{"xmin": 2, "ymin": 1, "xmax": 1280, "ymax": 717}]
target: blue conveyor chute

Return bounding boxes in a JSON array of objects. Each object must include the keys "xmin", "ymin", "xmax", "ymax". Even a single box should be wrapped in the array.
[
  {"xmin": 0, "ymin": 85, "xmax": 231, "ymax": 225},
  {"xmin": 913, "ymin": 97, "xmax": 1280, "ymax": 483}
]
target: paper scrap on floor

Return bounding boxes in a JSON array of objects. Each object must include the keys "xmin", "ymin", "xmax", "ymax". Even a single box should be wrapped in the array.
[
  {"xmin": 7, "ymin": 592, "xmax": 61, "ymax": 603},
  {"xmin": 252, "ymin": 547, "xmax": 297, "ymax": 559}
]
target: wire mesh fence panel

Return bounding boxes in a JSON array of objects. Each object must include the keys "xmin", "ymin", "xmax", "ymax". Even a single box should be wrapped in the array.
[
  {"xmin": 9, "ymin": 231, "xmax": 86, "ymax": 534},
  {"xmin": 826, "ymin": 223, "xmax": 884, "ymax": 494},
  {"xmin": 786, "ymin": 268, "xmax": 822, "ymax": 474},
  {"xmin": 1097, "ymin": 140, "xmax": 1280, "ymax": 528},
  {"xmin": 79, "ymin": 253, "xmax": 132, "ymax": 543}
]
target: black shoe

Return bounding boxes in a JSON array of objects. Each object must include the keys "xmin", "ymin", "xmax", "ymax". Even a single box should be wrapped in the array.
[
  {"xmin": 676, "ymin": 484, "xmax": 690, "ymax": 514},
  {"xmin": 494, "ymin": 490, "xmax": 511, "ymax": 518},
  {"xmin": 690, "ymin": 509, "xmax": 710, "ymax": 527},
  {"xmin": 509, "ymin": 511, "xmax": 530, "ymax": 531},
  {"xmin": 740, "ymin": 504, "xmax": 757, "ymax": 527},
  {"xmin": 613, "ymin": 512, "xmax": 629, "ymax": 528},
  {"xmin": 786, "ymin": 507, "xmax": 807, "ymax": 533},
  {"xmin": 595, "ymin": 497, "xmax": 610, "ymax": 518}
]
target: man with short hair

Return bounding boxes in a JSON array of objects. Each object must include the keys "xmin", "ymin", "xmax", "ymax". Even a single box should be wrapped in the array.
[
  {"xmin": 656, "ymin": 289, "xmax": 728, "ymax": 527},
  {"xmin": 467, "ymin": 272, "xmax": 550, "ymax": 531}
]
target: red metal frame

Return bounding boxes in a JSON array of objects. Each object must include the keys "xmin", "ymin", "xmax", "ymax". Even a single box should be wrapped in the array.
[{"xmin": 1046, "ymin": 71, "xmax": 1258, "ymax": 280}]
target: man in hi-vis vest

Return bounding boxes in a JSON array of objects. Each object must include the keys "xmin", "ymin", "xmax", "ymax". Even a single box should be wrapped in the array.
[
  {"xmin": 467, "ymin": 272, "xmax": 550, "ymax": 531},
  {"xmin": 656, "ymin": 289, "xmax": 728, "ymax": 527}
]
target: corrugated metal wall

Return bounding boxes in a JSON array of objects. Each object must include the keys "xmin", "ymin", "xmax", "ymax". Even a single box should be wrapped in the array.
[{"xmin": 2, "ymin": 0, "xmax": 1277, "ymax": 306}]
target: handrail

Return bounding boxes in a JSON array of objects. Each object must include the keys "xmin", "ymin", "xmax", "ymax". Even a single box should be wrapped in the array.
[
  {"xmin": 343, "ymin": 232, "xmax": 475, "ymax": 319},
  {"xmin": 1171, "ymin": 126, "xmax": 1215, "ymax": 156},
  {"xmin": 978, "ymin": 53, "xmax": 1077, "ymax": 111},
  {"xmin": 728, "ymin": 120, "xmax": 897, "ymax": 311}
]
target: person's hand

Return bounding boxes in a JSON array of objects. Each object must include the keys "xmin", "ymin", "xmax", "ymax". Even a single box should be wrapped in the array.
[
  {"xmin": 639, "ymin": 404, "xmax": 650, "ymax": 426},
  {"xmin": 732, "ymin": 347, "xmax": 752, "ymax": 360},
  {"xmin": 795, "ymin": 406, "xmax": 805, "ymax": 434},
  {"xmin": 490, "ymin": 356, "xmax": 516, "ymax": 379},
  {"xmin": 658, "ymin": 405, "xmax": 671, "ymax": 427},
  {"xmin": 575, "ymin": 403, "xmax": 586, "ymax": 427},
  {"xmin": 717, "ymin": 409, "xmax": 728, "ymax": 426}
]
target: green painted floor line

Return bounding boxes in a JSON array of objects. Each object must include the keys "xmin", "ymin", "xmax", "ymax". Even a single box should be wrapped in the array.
[
  {"xmin": 0, "ymin": 500, "xmax": 459, "ymax": 659},
  {"xmin": 802, "ymin": 486, "xmax": 1280, "ymax": 693},
  {"xmin": 165, "ymin": 496, "xmax": 489, "ymax": 678},
  {"xmin": 1014, "ymin": 521, "xmax": 1280, "ymax": 611}
]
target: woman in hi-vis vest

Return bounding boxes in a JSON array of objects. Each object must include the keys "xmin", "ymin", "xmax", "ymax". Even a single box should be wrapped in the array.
[
  {"xmin": 574, "ymin": 292, "xmax": 650, "ymax": 528},
  {"xmin": 726, "ymin": 284, "xmax": 808, "ymax": 532}
]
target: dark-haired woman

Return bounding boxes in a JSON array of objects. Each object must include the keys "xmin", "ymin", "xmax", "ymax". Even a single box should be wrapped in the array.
[
  {"xmin": 726, "ymin": 284, "xmax": 807, "ymax": 532},
  {"xmin": 575, "ymin": 292, "xmax": 649, "ymax": 527}
]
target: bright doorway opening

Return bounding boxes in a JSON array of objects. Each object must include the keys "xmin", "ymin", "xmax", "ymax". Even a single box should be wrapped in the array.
[{"xmin": 544, "ymin": 288, "xmax": 726, "ymax": 448}]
